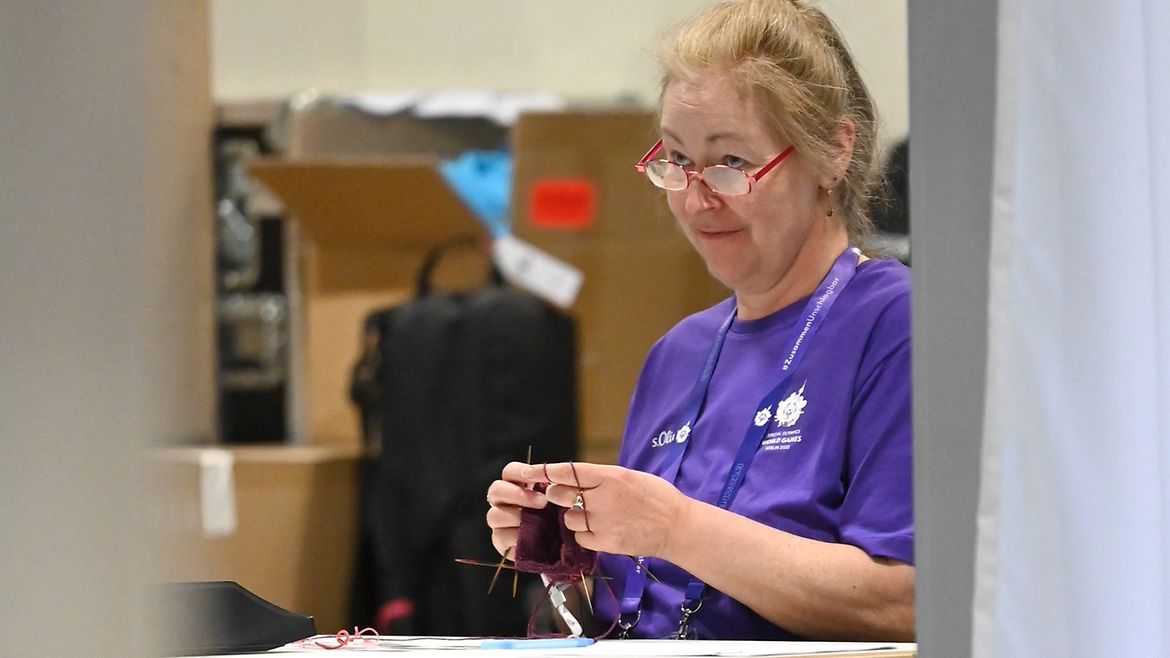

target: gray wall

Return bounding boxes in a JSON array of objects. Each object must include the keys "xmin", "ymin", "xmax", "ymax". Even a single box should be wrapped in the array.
[
  {"xmin": 0, "ymin": 2, "xmax": 213, "ymax": 654},
  {"xmin": 908, "ymin": 0, "xmax": 997, "ymax": 655}
]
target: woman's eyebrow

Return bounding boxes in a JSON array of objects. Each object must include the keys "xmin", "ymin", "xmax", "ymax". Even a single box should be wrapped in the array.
[
  {"xmin": 705, "ymin": 131, "xmax": 747, "ymax": 144},
  {"xmin": 661, "ymin": 127, "xmax": 749, "ymax": 147}
]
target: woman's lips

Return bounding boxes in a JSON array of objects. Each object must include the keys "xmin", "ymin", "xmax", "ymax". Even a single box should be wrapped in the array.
[{"xmin": 696, "ymin": 228, "xmax": 742, "ymax": 239}]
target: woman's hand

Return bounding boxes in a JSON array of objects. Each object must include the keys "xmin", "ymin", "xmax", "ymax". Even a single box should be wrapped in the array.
[
  {"xmin": 484, "ymin": 469, "xmax": 549, "ymax": 558},
  {"xmin": 499, "ymin": 461, "xmax": 695, "ymax": 559}
]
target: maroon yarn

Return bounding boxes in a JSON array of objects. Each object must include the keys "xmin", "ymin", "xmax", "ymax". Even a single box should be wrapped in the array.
[
  {"xmin": 513, "ymin": 505, "xmax": 597, "ymax": 582},
  {"xmin": 512, "ymin": 464, "xmax": 597, "ymax": 583}
]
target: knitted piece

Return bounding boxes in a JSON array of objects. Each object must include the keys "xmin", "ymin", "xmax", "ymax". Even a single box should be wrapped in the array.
[{"xmin": 513, "ymin": 503, "xmax": 597, "ymax": 582}]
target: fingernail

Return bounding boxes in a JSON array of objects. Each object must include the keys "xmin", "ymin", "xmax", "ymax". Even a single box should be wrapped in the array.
[{"xmin": 521, "ymin": 465, "xmax": 535, "ymax": 479}]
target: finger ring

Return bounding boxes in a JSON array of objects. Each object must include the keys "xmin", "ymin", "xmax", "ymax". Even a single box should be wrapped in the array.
[{"xmin": 571, "ymin": 491, "xmax": 585, "ymax": 512}]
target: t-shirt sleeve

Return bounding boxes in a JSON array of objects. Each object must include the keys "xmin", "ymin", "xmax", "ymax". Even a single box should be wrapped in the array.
[
  {"xmin": 616, "ymin": 334, "xmax": 670, "ymax": 468},
  {"xmin": 838, "ymin": 295, "xmax": 914, "ymax": 564}
]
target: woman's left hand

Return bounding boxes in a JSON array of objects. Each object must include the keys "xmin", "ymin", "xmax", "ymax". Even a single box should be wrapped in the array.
[{"xmin": 499, "ymin": 461, "xmax": 694, "ymax": 559}]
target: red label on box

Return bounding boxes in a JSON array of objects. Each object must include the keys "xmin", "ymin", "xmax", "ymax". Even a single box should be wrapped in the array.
[{"xmin": 527, "ymin": 179, "xmax": 597, "ymax": 230}]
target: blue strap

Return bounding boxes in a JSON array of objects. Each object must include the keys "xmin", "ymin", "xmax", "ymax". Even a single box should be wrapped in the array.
[
  {"xmin": 656, "ymin": 309, "xmax": 736, "ymax": 485},
  {"xmin": 618, "ymin": 247, "xmax": 861, "ymax": 638}
]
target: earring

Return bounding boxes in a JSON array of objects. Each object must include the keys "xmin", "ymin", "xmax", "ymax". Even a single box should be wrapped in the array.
[{"xmin": 826, "ymin": 188, "xmax": 835, "ymax": 217}]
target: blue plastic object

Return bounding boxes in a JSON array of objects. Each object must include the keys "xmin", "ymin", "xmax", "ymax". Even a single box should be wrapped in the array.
[{"xmin": 439, "ymin": 150, "xmax": 512, "ymax": 238}]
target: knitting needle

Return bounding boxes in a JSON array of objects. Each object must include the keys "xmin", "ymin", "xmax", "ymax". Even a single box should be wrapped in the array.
[
  {"xmin": 513, "ymin": 445, "xmax": 533, "ymax": 598},
  {"xmin": 455, "ymin": 557, "xmax": 516, "ymax": 571},
  {"xmin": 580, "ymin": 570, "xmax": 594, "ymax": 616},
  {"xmin": 484, "ymin": 545, "xmax": 511, "ymax": 595},
  {"xmin": 454, "ymin": 559, "xmax": 612, "ymax": 580}
]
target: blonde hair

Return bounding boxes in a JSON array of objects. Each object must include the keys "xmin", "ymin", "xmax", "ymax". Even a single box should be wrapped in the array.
[{"xmin": 657, "ymin": 0, "xmax": 878, "ymax": 246}]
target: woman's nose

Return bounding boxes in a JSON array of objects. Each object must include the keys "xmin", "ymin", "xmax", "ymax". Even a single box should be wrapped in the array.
[{"xmin": 682, "ymin": 175, "xmax": 721, "ymax": 213}]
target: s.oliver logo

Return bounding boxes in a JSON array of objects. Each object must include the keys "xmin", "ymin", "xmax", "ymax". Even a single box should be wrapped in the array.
[{"xmin": 650, "ymin": 423, "xmax": 690, "ymax": 448}]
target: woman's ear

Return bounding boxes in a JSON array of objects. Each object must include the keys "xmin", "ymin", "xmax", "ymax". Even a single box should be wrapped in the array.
[{"xmin": 820, "ymin": 118, "xmax": 856, "ymax": 188}]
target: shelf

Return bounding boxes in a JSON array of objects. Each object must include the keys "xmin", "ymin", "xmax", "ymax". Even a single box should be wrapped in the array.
[{"xmin": 154, "ymin": 443, "xmax": 365, "ymax": 465}]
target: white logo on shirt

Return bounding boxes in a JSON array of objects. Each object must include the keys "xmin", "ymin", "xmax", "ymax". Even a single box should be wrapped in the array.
[
  {"xmin": 774, "ymin": 383, "xmax": 808, "ymax": 428},
  {"xmin": 650, "ymin": 423, "xmax": 691, "ymax": 449},
  {"xmin": 754, "ymin": 406, "xmax": 773, "ymax": 427}
]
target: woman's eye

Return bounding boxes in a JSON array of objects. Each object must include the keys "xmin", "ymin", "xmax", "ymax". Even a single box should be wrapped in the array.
[
  {"xmin": 669, "ymin": 152, "xmax": 693, "ymax": 168},
  {"xmin": 723, "ymin": 155, "xmax": 748, "ymax": 169}
]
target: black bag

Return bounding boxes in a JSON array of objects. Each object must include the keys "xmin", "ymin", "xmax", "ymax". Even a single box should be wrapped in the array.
[{"xmin": 350, "ymin": 239, "xmax": 578, "ymax": 636}]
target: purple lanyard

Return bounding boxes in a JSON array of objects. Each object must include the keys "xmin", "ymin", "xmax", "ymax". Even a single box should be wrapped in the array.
[{"xmin": 617, "ymin": 247, "xmax": 860, "ymax": 639}]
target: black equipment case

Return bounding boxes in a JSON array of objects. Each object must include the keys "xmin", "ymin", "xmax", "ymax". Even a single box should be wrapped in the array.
[{"xmin": 350, "ymin": 240, "xmax": 578, "ymax": 635}]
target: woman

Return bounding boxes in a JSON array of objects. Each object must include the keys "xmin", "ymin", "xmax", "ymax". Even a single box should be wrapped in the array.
[{"xmin": 486, "ymin": 0, "xmax": 913, "ymax": 641}]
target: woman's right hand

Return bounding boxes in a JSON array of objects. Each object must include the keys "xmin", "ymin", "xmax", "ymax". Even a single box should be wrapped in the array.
[{"xmin": 485, "ymin": 462, "xmax": 551, "ymax": 557}]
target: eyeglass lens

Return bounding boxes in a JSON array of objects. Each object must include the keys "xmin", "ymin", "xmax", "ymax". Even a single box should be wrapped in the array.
[{"xmin": 643, "ymin": 161, "xmax": 751, "ymax": 196}]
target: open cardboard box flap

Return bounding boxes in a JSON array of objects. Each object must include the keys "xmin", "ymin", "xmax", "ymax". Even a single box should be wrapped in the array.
[{"xmin": 248, "ymin": 157, "xmax": 486, "ymax": 251}]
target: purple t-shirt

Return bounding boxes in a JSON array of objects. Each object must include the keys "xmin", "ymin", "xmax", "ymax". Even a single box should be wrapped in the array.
[{"xmin": 594, "ymin": 258, "xmax": 913, "ymax": 640}]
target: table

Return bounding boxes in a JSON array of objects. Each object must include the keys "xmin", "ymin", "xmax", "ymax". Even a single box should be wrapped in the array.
[{"xmin": 195, "ymin": 635, "xmax": 916, "ymax": 657}]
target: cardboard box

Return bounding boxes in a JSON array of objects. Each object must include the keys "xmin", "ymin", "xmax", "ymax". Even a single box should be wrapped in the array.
[
  {"xmin": 512, "ymin": 111, "xmax": 728, "ymax": 462},
  {"xmin": 155, "ymin": 445, "xmax": 362, "ymax": 634},
  {"xmin": 280, "ymin": 98, "xmax": 507, "ymax": 159}
]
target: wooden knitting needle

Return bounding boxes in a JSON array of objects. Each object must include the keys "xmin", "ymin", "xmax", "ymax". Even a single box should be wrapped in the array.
[
  {"xmin": 455, "ymin": 559, "xmax": 612, "ymax": 580},
  {"xmin": 513, "ymin": 445, "xmax": 532, "ymax": 598}
]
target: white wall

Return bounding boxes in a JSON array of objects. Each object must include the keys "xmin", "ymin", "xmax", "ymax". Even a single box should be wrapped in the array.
[{"xmin": 212, "ymin": 0, "xmax": 908, "ymax": 144}]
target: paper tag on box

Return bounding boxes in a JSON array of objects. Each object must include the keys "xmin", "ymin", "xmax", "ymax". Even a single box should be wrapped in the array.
[
  {"xmin": 492, "ymin": 235, "xmax": 583, "ymax": 309},
  {"xmin": 199, "ymin": 449, "xmax": 238, "ymax": 538}
]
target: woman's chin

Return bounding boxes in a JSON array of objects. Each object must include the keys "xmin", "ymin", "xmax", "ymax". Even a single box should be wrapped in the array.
[{"xmin": 700, "ymin": 259, "xmax": 750, "ymax": 293}]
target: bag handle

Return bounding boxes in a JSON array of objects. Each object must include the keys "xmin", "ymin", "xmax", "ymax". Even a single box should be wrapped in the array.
[{"xmin": 416, "ymin": 236, "xmax": 504, "ymax": 297}]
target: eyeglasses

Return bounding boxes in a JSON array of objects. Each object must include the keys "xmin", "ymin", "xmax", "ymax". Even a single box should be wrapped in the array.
[{"xmin": 634, "ymin": 139, "xmax": 796, "ymax": 196}]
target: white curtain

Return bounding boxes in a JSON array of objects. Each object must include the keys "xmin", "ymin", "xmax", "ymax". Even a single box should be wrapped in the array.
[{"xmin": 973, "ymin": 0, "xmax": 1170, "ymax": 656}]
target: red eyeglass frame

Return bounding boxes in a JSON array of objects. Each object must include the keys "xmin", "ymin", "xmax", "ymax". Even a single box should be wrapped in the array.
[{"xmin": 634, "ymin": 139, "xmax": 797, "ymax": 194}]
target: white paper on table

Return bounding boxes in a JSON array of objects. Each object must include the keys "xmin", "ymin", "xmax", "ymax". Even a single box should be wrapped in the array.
[{"xmin": 267, "ymin": 635, "xmax": 915, "ymax": 657}]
